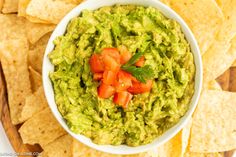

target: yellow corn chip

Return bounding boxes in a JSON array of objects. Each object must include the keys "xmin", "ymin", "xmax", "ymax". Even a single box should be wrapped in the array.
[
  {"xmin": 19, "ymin": 107, "xmax": 66, "ymax": 146},
  {"xmin": 0, "ymin": 38, "xmax": 32, "ymax": 124},
  {"xmin": 20, "ymin": 86, "xmax": 48, "ymax": 122},
  {"xmin": 18, "ymin": 0, "xmax": 30, "ymax": 16},
  {"xmin": 157, "ymin": 118, "xmax": 192, "ymax": 157},
  {"xmin": 2, "ymin": 0, "xmax": 18, "ymax": 13},
  {"xmin": 28, "ymin": 33, "xmax": 51, "ymax": 73},
  {"xmin": 41, "ymin": 134, "xmax": 73, "ymax": 157},
  {"xmin": 26, "ymin": 0, "xmax": 76, "ymax": 24},
  {"xmin": 206, "ymin": 80, "xmax": 222, "ymax": 90},
  {"xmin": 184, "ymin": 152, "xmax": 223, "ymax": 157},
  {"xmin": 162, "ymin": 0, "xmax": 223, "ymax": 54},
  {"xmin": 0, "ymin": 0, "xmax": 3, "ymax": 11},
  {"xmin": 203, "ymin": 35, "xmax": 236, "ymax": 83},
  {"xmin": 26, "ymin": 20, "xmax": 55, "ymax": 44},
  {"xmin": 190, "ymin": 90, "xmax": 236, "ymax": 152},
  {"xmin": 29, "ymin": 66, "xmax": 42, "ymax": 92}
]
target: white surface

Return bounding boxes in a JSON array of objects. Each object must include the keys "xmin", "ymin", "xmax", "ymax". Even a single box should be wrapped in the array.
[
  {"xmin": 0, "ymin": 123, "xmax": 15, "ymax": 155},
  {"xmin": 43, "ymin": 0, "xmax": 202, "ymax": 155}
]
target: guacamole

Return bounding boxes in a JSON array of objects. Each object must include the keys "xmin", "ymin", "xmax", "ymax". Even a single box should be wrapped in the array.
[{"xmin": 49, "ymin": 5, "xmax": 195, "ymax": 146}]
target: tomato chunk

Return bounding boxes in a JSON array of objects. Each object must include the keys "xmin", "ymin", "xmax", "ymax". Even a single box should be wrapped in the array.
[
  {"xmin": 128, "ymin": 80, "xmax": 153, "ymax": 94},
  {"xmin": 98, "ymin": 82, "xmax": 115, "ymax": 98},
  {"xmin": 114, "ymin": 70, "xmax": 132, "ymax": 91},
  {"xmin": 93, "ymin": 73, "xmax": 103, "ymax": 81},
  {"xmin": 102, "ymin": 48, "xmax": 121, "ymax": 64},
  {"xmin": 113, "ymin": 91, "xmax": 133, "ymax": 108},
  {"xmin": 135, "ymin": 56, "xmax": 145, "ymax": 67},
  {"xmin": 103, "ymin": 55, "xmax": 120, "ymax": 72},
  {"xmin": 120, "ymin": 50, "xmax": 132, "ymax": 64},
  {"xmin": 89, "ymin": 54, "xmax": 104, "ymax": 73},
  {"xmin": 103, "ymin": 70, "xmax": 117, "ymax": 85}
]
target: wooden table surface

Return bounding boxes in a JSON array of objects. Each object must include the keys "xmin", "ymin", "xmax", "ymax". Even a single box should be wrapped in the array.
[{"xmin": 0, "ymin": 65, "xmax": 235, "ymax": 157}]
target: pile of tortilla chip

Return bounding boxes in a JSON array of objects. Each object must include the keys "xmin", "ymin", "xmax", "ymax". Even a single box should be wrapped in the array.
[{"xmin": 0, "ymin": 0, "xmax": 236, "ymax": 157}]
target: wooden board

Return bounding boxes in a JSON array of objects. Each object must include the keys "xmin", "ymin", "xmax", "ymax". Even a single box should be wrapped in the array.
[{"xmin": 0, "ymin": 64, "xmax": 235, "ymax": 156}]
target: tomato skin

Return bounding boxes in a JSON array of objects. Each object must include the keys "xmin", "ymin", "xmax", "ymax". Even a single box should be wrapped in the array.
[
  {"xmin": 89, "ymin": 54, "xmax": 104, "ymax": 73},
  {"xmin": 103, "ymin": 55, "xmax": 120, "ymax": 72},
  {"xmin": 102, "ymin": 48, "xmax": 121, "ymax": 64},
  {"xmin": 128, "ymin": 80, "xmax": 153, "ymax": 94},
  {"xmin": 135, "ymin": 56, "xmax": 145, "ymax": 67},
  {"xmin": 113, "ymin": 91, "xmax": 133, "ymax": 108},
  {"xmin": 120, "ymin": 50, "xmax": 132, "ymax": 65},
  {"xmin": 93, "ymin": 73, "xmax": 103, "ymax": 81},
  {"xmin": 114, "ymin": 70, "xmax": 132, "ymax": 91},
  {"xmin": 103, "ymin": 70, "xmax": 117, "ymax": 85},
  {"xmin": 98, "ymin": 82, "xmax": 115, "ymax": 98}
]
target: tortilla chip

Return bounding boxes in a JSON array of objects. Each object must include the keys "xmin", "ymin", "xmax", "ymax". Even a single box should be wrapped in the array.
[
  {"xmin": 72, "ymin": 139, "xmax": 154, "ymax": 157},
  {"xmin": 26, "ymin": 22, "xmax": 55, "ymax": 44},
  {"xmin": 0, "ymin": 14, "xmax": 27, "ymax": 40},
  {"xmin": 18, "ymin": 0, "xmax": 30, "ymax": 16},
  {"xmin": 20, "ymin": 86, "xmax": 48, "ymax": 122},
  {"xmin": 28, "ymin": 33, "xmax": 51, "ymax": 73},
  {"xmin": 41, "ymin": 134, "xmax": 73, "ymax": 157},
  {"xmin": 162, "ymin": 0, "xmax": 223, "ymax": 54},
  {"xmin": 232, "ymin": 60, "xmax": 236, "ymax": 67},
  {"xmin": 184, "ymin": 152, "xmax": 223, "ymax": 157},
  {"xmin": 190, "ymin": 90, "xmax": 236, "ymax": 152},
  {"xmin": 0, "ymin": 38, "xmax": 32, "ymax": 125},
  {"xmin": 157, "ymin": 118, "xmax": 192, "ymax": 157},
  {"xmin": 203, "ymin": 35, "xmax": 236, "ymax": 83},
  {"xmin": 19, "ymin": 107, "xmax": 66, "ymax": 146},
  {"xmin": 29, "ymin": 66, "xmax": 42, "ymax": 92},
  {"xmin": 2, "ymin": 0, "xmax": 18, "ymax": 13},
  {"xmin": 0, "ymin": 0, "xmax": 3, "ymax": 11},
  {"xmin": 206, "ymin": 80, "xmax": 222, "ymax": 90},
  {"xmin": 26, "ymin": 0, "xmax": 76, "ymax": 24}
]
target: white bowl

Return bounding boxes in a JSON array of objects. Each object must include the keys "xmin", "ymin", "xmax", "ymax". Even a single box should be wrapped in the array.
[{"xmin": 43, "ymin": 0, "xmax": 202, "ymax": 155}]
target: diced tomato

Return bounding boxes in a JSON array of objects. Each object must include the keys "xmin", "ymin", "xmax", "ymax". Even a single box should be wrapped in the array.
[
  {"xmin": 89, "ymin": 54, "xmax": 104, "ymax": 73},
  {"xmin": 103, "ymin": 70, "xmax": 117, "ymax": 85},
  {"xmin": 135, "ymin": 56, "xmax": 145, "ymax": 67},
  {"xmin": 93, "ymin": 73, "xmax": 103, "ymax": 81},
  {"xmin": 98, "ymin": 82, "xmax": 115, "ymax": 98},
  {"xmin": 114, "ymin": 70, "xmax": 132, "ymax": 91},
  {"xmin": 101, "ymin": 48, "xmax": 121, "ymax": 64},
  {"xmin": 120, "ymin": 50, "xmax": 132, "ymax": 65},
  {"xmin": 128, "ymin": 80, "xmax": 153, "ymax": 94},
  {"xmin": 113, "ymin": 91, "xmax": 133, "ymax": 108},
  {"xmin": 103, "ymin": 55, "xmax": 120, "ymax": 72}
]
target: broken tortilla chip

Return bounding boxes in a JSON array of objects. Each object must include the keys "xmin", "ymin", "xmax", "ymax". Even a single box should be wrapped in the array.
[
  {"xmin": 161, "ymin": 0, "xmax": 223, "ymax": 54},
  {"xmin": 0, "ymin": 38, "xmax": 32, "ymax": 124},
  {"xmin": 29, "ymin": 66, "xmax": 42, "ymax": 92},
  {"xmin": 203, "ymin": 35, "xmax": 236, "ymax": 83},
  {"xmin": 19, "ymin": 107, "xmax": 66, "ymax": 147},
  {"xmin": 28, "ymin": 33, "xmax": 51, "ymax": 73},
  {"xmin": 2, "ymin": 0, "xmax": 18, "ymax": 13},
  {"xmin": 26, "ymin": 0, "xmax": 77, "ymax": 24},
  {"xmin": 190, "ymin": 90, "xmax": 236, "ymax": 152},
  {"xmin": 41, "ymin": 134, "xmax": 73, "ymax": 157},
  {"xmin": 26, "ymin": 22, "xmax": 55, "ymax": 44},
  {"xmin": 20, "ymin": 86, "xmax": 48, "ymax": 122}
]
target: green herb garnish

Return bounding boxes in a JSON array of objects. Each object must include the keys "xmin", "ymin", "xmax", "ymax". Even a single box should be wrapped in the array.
[{"xmin": 121, "ymin": 51, "xmax": 154, "ymax": 83}]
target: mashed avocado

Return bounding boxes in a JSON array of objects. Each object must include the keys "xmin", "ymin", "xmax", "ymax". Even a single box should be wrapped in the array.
[{"xmin": 49, "ymin": 5, "xmax": 195, "ymax": 146}]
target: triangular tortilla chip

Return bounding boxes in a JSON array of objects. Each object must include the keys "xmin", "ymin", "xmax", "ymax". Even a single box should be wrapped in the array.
[
  {"xmin": 19, "ymin": 107, "xmax": 66, "ymax": 147},
  {"xmin": 20, "ymin": 86, "xmax": 48, "ymax": 122},
  {"xmin": 2, "ymin": 0, "xmax": 18, "ymax": 13},
  {"xmin": 190, "ymin": 90, "xmax": 236, "ymax": 152},
  {"xmin": 29, "ymin": 66, "xmax": 42, "ymax": 92},
  {"xmin": 203, "ymin": 35, "xmax": 236, "ymax": 83},
  {"xmin": 26, "ymin": 0, "xmax": 77, "ymax": 24},
  {"xmin": 161, "ymin": 0, "xmax": 223, "ymax": 54},
  {"xmin": 0, "ymin": 38, "xmax": 32, "ymax": 125},
  {"xmin": 41, "ymin": 134, "xmax": 73, "ymax": 157},
  {"xmin": 28, "ymin": 33, "xmax": 51, "ymax": 73},
  {"xmin": 156, "ymin": 118, "xmax": 192, "ymax": 157}
]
